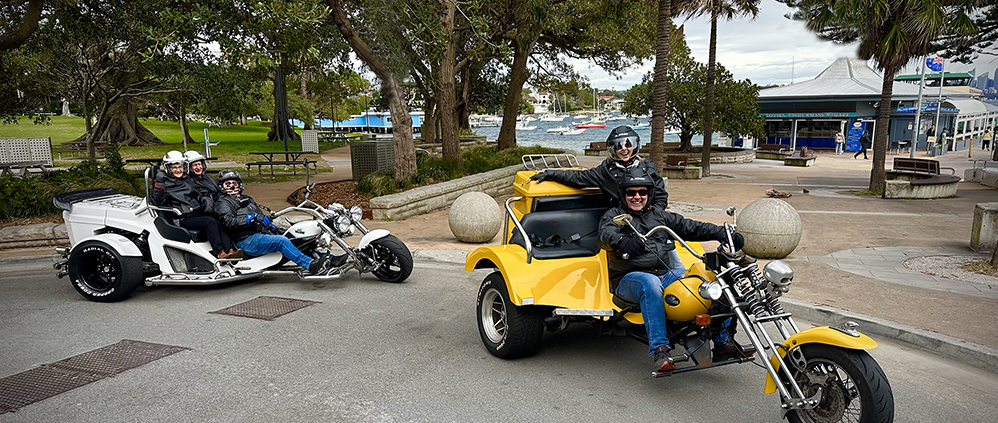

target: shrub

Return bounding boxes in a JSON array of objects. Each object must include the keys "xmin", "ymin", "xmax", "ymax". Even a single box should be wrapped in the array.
[{"xmin": 0, "ymin": 162, "xmax": 143, "ymax": 221}]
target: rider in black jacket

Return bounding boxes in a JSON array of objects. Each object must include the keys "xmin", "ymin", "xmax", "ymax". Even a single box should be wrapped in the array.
[
  {"xmin": 528, "ymin": 126, "xmax": 668, "ymax": 209},
  {"xmin": 152, "ymin": 150, "xmax": 238, "ymax": 259},
  {"xmin": 213, "ymin": 170, "xmax": 345, "ymax": 274},
  {"xmin": 184, "ymin": 150, "xmax": 222, "ymax": 210},
  {"xmin": 598, "ymin": 169, "xmax": 746, "ymax": 374}
]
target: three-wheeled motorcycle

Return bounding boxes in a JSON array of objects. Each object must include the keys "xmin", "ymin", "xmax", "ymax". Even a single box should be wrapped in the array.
[
  {"xmin": 53, "ymin": 163, "xmax": 412, "ymax": 302},
  {"xmin": 465, "ymin": 155, "xmax": 894, "ymax": 423}
]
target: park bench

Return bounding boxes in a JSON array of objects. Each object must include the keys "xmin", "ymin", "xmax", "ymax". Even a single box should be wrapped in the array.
[
  {"xmin": 662, "ymin": 155, "xmax": 687, "ymax": 171},
  {"xmin": 784, "ymin": 147, "xmax": 817, "ymax": 167},
  {"xmin": 584, "ymin": 141, "xmax": 607, "ymax": 156},
  {"xmin": 1, "ymin": 137, "xmax": 54, "ymax": 177},
  {"xmin": 756, "ymin": 143, "xmax": 792, "ymax": 160},
  {"xmin": 883, "ymin": 158, "xmax": 961, "ymax": 199},
  {"xmin": 660, "ymin": 155, "xmax": 702, "ymax": 179}
]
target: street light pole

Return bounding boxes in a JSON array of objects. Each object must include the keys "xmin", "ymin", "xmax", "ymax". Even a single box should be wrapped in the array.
[{"xmin": 910, "ymin": 57, "xmax": 927, "ymax": 158}]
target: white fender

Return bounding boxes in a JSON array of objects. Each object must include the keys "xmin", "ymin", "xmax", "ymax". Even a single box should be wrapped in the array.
[
  {"xmin": 359, "ymin": 229, "xmax": 391, "ymax": 249},
  {"xmin": 74, "ymin": 233, "xmax": 142, "ymax": 257}
]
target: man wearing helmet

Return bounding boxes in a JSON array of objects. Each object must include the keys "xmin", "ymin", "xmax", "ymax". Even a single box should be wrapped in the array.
[
  {"xmin": 527, "ymin": 126, "xmax": 668, "ymax": 208},
  {"xmin": 213, "ymin": 169, "xmax": 347, "ymax": 275},
  {"xmin": 152, "ymin": 150, "xmax": 239, "ymax": 259},
  {"xmin": 597, "ymin": 168, "xmax": 748, "ymax": 375}
]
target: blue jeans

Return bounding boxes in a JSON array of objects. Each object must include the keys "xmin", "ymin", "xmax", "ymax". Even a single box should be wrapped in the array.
[
  {"xmin": 835, "ymin": 143, "xmax": 844, "ymax": 155},
  {"xmin": 237, "ymin": 233, "xmax": 313, "ymax": 269},
  {"xmin": 668, "ymin": 249, "xmax": 685, "ymax": 278},
  {"xmin": 615, "ymin": 271, "xmax": 680, "ymax": 355}
]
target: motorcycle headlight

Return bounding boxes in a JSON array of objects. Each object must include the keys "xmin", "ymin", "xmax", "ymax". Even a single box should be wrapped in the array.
[
  {"xmin": 763, "ymin": 260, "xmax": 794, "ymax": 288},
  {"xmin": 698, "ymin": 282, "xmax": 723, "ymax": 300},
  {"xmin": 350, "ymin": 205, "xmax": 363, "ymax": 221},
  {"xmin": 335, "ymin": 215, "xmax": 352, "ymax": 233}
]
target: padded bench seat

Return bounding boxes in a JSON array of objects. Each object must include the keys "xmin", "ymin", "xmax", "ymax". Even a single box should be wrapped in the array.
[
  {"xmin": 509, "ymin": 207, "xmax": 607, "ymax": 260},
  {"xmin": 155, "ymin": 216, "xmax": 209, "ymax": 244}
]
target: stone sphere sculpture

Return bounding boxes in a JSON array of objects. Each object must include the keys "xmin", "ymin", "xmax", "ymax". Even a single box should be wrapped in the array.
[
  {"xmin": 737, "ymin": 198, "xmax": 802, "ymax": 259},
  {"xmin": 449, "ymin": 192, "xmax": 502, "ymax": 243}
]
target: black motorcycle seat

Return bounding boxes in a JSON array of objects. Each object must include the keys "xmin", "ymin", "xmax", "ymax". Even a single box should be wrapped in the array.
[
  {"xmin": 509, "ymin": 207, "xmax": 606, "ymax": 260},
  {"xmin": 612, "ymin": 295, "xmax": 641, "ymax": 313},
  {"xmin": 154, "ymin": 216, "xmax": 209, "ymax": 244}
]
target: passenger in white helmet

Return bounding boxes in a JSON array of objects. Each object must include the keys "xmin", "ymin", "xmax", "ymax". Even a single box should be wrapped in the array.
[{"xmin": 152, "ymin": 150, "xmax": 240, "ymax": 259}]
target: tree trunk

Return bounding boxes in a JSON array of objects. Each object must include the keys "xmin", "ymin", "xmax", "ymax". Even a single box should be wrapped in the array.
[
  {"xmin": 870, "ymin": 71, "xmax": 894, "ymax": 192},
  {"xmin": 649, "ymin": 0, "xmax": 673, "ymax": 171},
  {"xmin": 497, "ymin": 38, "xmax": 534, "ymax": 151},
  {"xmin": 439, "ymin": 0, "xmax": 460, "ymax": 162},
  {"xmin": 74, "ymin": 98, "xmax": 163, "ymax": 148},
  {"xmin": 240, "ymin": 114, "xmax": 247, "ymax": 126},
  {"xmin": 0, "ymin": 0, "xmax": 42, "ymax": 51},
  {"xmin": 680, "ymin": 129, "xmax": 694, "ymax": 151},
  {"xmin": 700, "ymin": 13, "xmax": 717, "ymax": 176},
  {"xmin": 327, "ymin": 0, "xmax": 415, "ymax": 180},
  {"xmin": 423, "ymin": 98, "xmax": 437, "ymax": 144},
  {"xmin": 268, "ymin": 72, "xmax": 300, "ymax": 142},
  {"xmin": 458, "ymin": 65, "xmax": 471, "ymax": 130},
  {"xmin": 384, "ymin": 79, "xmax": 417, "ymax": 180},
  {"xmin": 179, "ymin": 103, "xmax": 192, "ymax": 151}
]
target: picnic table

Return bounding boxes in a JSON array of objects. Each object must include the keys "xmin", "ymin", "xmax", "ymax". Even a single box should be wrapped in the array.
[{"xmin": 246, "ymin": 151, "xmax": 318, "ymax": 175}]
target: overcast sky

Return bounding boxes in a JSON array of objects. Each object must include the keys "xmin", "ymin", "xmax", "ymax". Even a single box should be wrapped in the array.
[{"xmin": 573, "ymin": 0, "xmax": 998, "ymax": 91}]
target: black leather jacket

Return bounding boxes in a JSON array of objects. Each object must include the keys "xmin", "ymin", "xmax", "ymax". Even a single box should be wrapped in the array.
[
  {"xmin": 597, "ymin": 204, "xmax": 729, "ymax": 292},
  {"xmin": 540, "ymin": 158, "xmax": 668, "ymax": 209},
  {"xmin": 214, "ymin": 194, "xmax": 265, "ymax": 242},
  {"xmin": 151, "ymin": 172, "xmax": 202, "ymax": 217}
]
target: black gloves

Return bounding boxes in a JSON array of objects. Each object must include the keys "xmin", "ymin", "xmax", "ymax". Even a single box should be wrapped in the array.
[
  {"xmin": 733, "ymin": 233, "xmax": 745, "ymax": 251},
  {"xmin": 618, "ymin": 237, "xmax": 646, "ymax": 257},
  {"xmin": 528, "ymin": 172, "xmax": 549, "ymax": 183}
]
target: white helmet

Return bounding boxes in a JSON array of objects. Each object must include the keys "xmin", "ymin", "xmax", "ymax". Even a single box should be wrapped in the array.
[
  {"xmin": 162, "ymin": 150, "xmax": 188, "ymax": 175},
  {"xmin": 184, "ymin": 150, "xmax": 207, "ymax": 175}
]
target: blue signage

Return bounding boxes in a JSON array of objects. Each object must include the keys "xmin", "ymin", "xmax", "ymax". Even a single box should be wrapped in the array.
[
  {"xmin": 760, "ymin": 112, "xmax": 858, "ymax": 118},
  {"xmin": 846, "ymin": 121, "xmax": 867, "ymax": 152}
]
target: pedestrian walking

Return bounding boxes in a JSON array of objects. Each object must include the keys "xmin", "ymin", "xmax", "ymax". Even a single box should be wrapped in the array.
[
  {"xmin": 835, "ymin": 131, "xmax": 845, "ymax": 155},
  {"xmin": 982, "ymin": 129, "xmax": 992, "ymax": 151},
  {"xmin": 854, "ymin": 131, "xmax": 871, "ymax": 160},
  {"xmin": 926, "ymin": 125, "xmax": 936, "ymax": 153}
]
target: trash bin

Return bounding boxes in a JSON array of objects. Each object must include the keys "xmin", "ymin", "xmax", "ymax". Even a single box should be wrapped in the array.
[{"xmin": 350, "ymin": 140, "xmax": 394, "ymax": 180}]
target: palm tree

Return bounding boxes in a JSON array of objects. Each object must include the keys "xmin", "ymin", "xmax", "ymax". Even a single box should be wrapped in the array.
[
  {"xmin": 648, "ymin": 0, "xmax": 674, "ymax": 170},
  {"xmin": 674, "ymin": 0, "xmax": 759, "ymax": 176},
  {"xmin": 781, "ymin": 0, "xmax": 977, "ymax": 192}
]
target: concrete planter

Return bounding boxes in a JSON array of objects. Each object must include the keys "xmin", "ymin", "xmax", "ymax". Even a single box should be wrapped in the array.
[
  {"xmin": 971, "ymin": 202, "xmax": 998, "ymax": 253},
  {"xmin": 370, "ymin": 165, "xmax": 520, "ymax": 220}
]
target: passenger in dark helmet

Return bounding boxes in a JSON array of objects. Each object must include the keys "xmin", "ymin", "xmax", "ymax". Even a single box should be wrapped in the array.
[
  {"xmin": 598, "ymin": 168, "xmax": 750, "ymax": 374},
  {"xmin": 213, "ymin": 169, "xmax": 346, "ymax": 275}
]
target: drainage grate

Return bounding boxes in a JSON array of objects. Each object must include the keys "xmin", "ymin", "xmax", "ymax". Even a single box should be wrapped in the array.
[
  {"xmin": 0, "ymin": 340, "xmax": 189, "ymax": 414},
  {"xmin": 209, "ymin": 296, "xmax": 320, "ymax": 321}
]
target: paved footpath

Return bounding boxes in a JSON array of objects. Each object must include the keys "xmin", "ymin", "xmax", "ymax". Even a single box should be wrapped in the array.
[{"xmin": 3, "ymin": 145, "xmax": 997, "ymax": 374}]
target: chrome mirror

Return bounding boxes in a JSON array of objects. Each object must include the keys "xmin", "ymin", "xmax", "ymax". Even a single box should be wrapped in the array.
[{"xmin": 612, "ymin": 214, "xmax": 633, "ymax": 226}]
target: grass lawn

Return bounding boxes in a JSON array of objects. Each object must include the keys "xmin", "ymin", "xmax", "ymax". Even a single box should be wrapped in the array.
[{"xmin": 0, "ymin": 116, "xmax": 348, "ymax": 164}]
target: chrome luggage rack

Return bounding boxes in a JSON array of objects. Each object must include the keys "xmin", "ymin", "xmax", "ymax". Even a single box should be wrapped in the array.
[{"xmin": 521, "ymin": 154, "xmax": 580, "ymax": 170}]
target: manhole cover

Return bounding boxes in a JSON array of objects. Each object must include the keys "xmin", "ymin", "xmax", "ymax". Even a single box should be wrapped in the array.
[
  {"xmin": 209, "ymin": 296, "xmax": 320, "ymax": 321},
  {"xmin": 0, "ymin": 340, "xmax": 188, "ymax": 414}
]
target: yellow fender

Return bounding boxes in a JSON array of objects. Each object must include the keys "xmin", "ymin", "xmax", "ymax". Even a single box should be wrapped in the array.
[{"xmin": 763, "ymin": 326, "xmax": 879, "ymax": 394}]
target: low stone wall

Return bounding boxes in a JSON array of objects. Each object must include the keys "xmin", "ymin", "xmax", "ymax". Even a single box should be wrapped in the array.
[
  {"xmin": 370, "ymin": 165, "xmax": 520, "ymax": 220},
  {"xmin": 963, "ymin": 167, "xmax": 998, "ymax": 186},
  {"xmin": 883, "ymin": 179, "xmax": 959, "ymax": 199},
  {"xmin": 756, "ymin": 152, "xmax": 790, "ymax": 161},
  {"xmin": 0, "ymin": 222, "xmax": 68, "ymax": 250},
  {"xmin": 784, "ymin": 156, "xmax": 816, "ymax": 167},
  {"xmin": 662, "ymin": 166, "xmax": 702, "ymax": 179},
  {"xmin": 666, "ymin": 148, "xmax": 754, "ymax": 164}
]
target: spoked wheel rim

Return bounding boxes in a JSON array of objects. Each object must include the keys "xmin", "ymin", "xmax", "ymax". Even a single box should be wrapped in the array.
[
  {"xmin": 794, "ymin": 359, "xmax": 862, "ymax": 423},
  {"xmin": 370, "ymin": 244, "xmax": 402, "ymax": 280},
  {"xmin": 480, "ymin": 287, "xmax": 507, "ymax": 344},
  {"xmin": 77, "ymin": 249, "xmax": 119, "ymax": 293}
]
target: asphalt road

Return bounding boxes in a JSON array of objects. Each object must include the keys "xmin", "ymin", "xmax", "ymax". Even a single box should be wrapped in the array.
[{"xmin": 2, "ymin": 257, "xmax": 997, "ymax": 422}]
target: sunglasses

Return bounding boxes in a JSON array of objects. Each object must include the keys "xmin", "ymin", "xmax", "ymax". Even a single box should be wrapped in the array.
[{"xmin": 625, "ymin": 188, "xmax": 648, "ymax": 198}]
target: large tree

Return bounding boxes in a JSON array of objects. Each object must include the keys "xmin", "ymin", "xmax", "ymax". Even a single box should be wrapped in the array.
[
  {"xmin": 781, "ymin": 0, "xmax": 977, "ymax": 192},
  {"xmin": 0, "ymin": 0, "xmax": 44, "ymax": 51},
  {"xmin": 649, "ymin": 0, "xmax": 674, "ymax": 170},
  {"xmin": 674, "ymin": 0, "xmax": 759, "ymax": 176}
]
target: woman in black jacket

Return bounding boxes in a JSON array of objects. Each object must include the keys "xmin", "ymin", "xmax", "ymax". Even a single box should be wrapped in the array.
[{"xmin": 152, "ymin": 150, "xmax": 238, "ymax": 259}]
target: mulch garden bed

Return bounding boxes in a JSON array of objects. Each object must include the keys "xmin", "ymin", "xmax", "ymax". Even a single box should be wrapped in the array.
[{"xmin": 287, "ymin": 180, "xmax": 375, "ymax": 218}]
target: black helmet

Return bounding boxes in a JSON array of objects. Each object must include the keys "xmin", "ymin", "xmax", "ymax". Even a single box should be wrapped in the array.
[
  {"xmin": 607, "ymin": 126, "xmax": 641, "ymax": 164},
  {"xmin": 618, "ymin": 167, "xmax": 655, "ymax": 212},
  {"xmin": 217, "ymin": 169, "xmax": 243, "ymax": 195}
]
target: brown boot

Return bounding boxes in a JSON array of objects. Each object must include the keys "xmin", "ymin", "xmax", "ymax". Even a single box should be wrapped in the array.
[
  {"xmin": 229, "ymin": 248, "xmax": 244, "ymax": 258},
  {"xmin": 217, "ymin": 250, "xmax": 231, "ymax": 259}
]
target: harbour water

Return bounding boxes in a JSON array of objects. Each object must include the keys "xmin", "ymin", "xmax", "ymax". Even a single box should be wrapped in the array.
[{"xmin": 471, "ymin": 119, "xmax": 719, "ymax": 154}]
